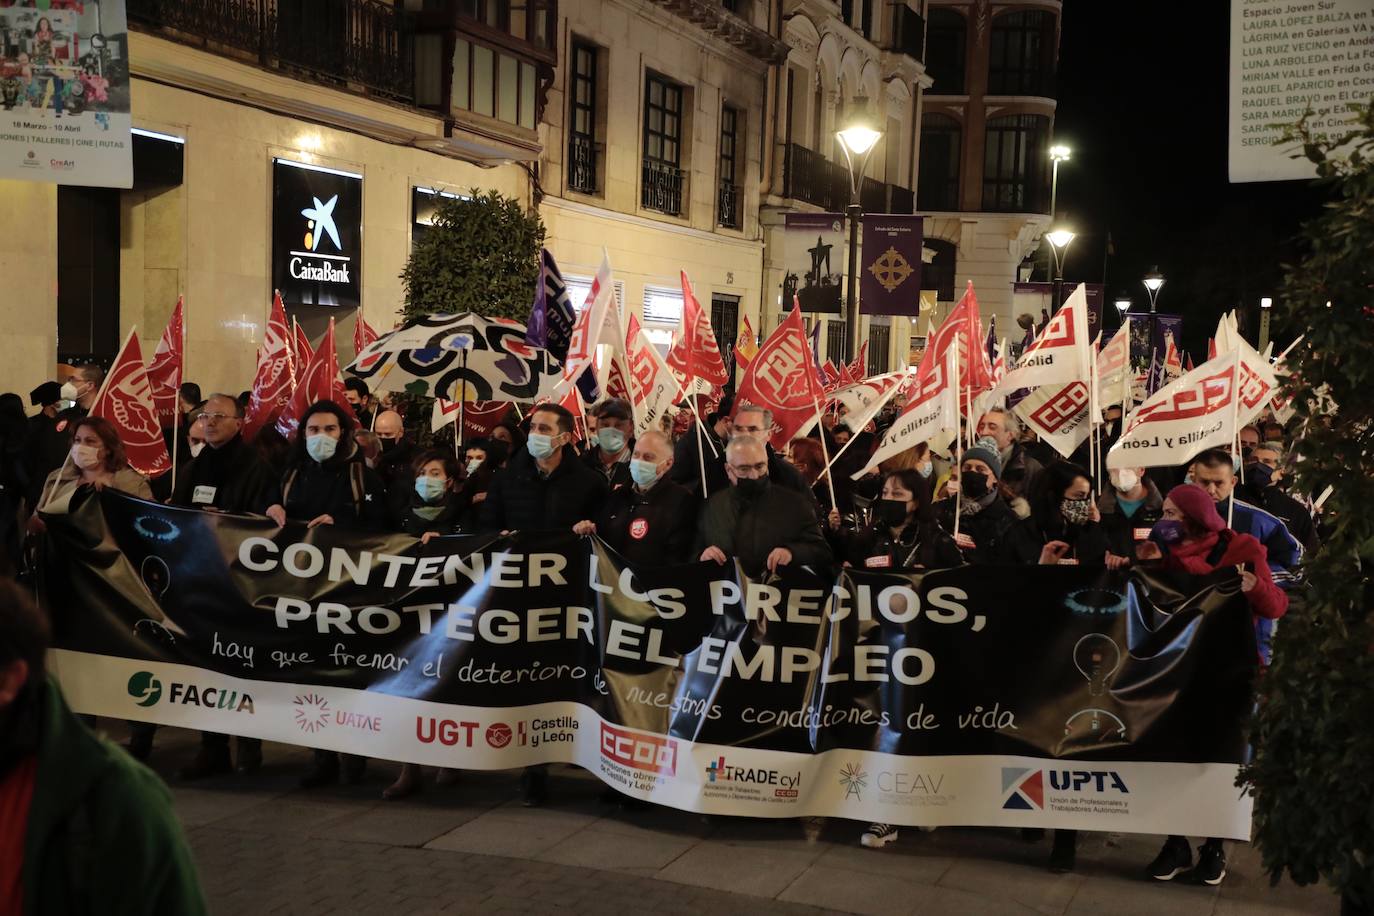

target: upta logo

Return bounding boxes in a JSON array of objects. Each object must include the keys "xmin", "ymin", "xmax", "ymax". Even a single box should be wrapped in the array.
[
  {"xmin": 128, "ymin": 671, "xmax": 162, "ymax": 707},
  {"xmin": 1001, "ymin": 767, "xmax": 1043, "ymax": 810}
]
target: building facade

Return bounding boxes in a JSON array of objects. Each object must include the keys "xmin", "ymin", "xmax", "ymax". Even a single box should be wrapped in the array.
[
  {"xmin": 918, "ymin": 0, "xmax": 1059, "ymax": 335},
  {"xmin": 761, "ymin": 0, "xmax": 930, "ymax": 373}
]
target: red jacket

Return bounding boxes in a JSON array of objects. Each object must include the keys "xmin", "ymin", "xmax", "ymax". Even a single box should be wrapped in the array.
[{"xmin": 1163, "ymin": 529, "xmax": 1288, "ymax": 622}]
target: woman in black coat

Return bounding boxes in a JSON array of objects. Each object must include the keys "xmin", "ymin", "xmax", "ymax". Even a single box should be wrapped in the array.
[
  {"xmin": 1003, "ymin": 460, "xmax": 1111, "ymax": 567},
  {"xmin": 829, "ymin": 469, "xmax": 962, "ymax": 571}
]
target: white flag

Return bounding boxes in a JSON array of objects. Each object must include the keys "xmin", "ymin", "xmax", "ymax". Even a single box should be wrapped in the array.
[
  {"xmin": 830, "ymin": 371, "xmax": 903, "ymax": 417},
  {"xmin": 854, "ymin": 348, "xmax": 958, "ymax": 479},
  {"xmin": 997, "ymin": 284, "xmax": 1093, "ymax": 392},
  {"xmin": 555, "ymin": 252, "xmax": 617, "ymax": 395},
  {"xmin": 624, "ymin": 315, "xmax": 680, "ymax": 436},
  {"xmin": 1096, "ymin": 318, "xmax": 1131, "ymax": 411},
  {"xmin": 1015, "ymin": 380, "xmax": 1092, "ymax": 460},
  {"xmin": 431, "ymin": 398, "xmax": 461, "ymax": 432},
  {"xmin": 1107, "ymin": 348, "xmax": 1277, "ymax": 470}
]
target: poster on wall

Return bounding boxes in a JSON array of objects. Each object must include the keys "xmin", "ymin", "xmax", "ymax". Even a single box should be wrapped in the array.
[
  {"xmin": 783, "ymin": 212, "xmax": 845, "ymax": 314},
  {"xmin": 860, "ymin": 215, "xmax": 922, "ymax": 317},
  {"xmin": 272, "ymin": 158, "xmax": 363, "ymax": 311},
  {"xmin": 1011, "ymin": 282, "xmax": 1106, "ymax": 339},
  {"xmin": 1228, "ymin": 0, "xmax": 1372, "ymax": 182},
  {"xmin": 1127, "ymin": 313, "xmax": 1183, "ymax": 372},
  {"xmin": 0, "ymin": 0, "xmax": 132, "ymax": 188}
]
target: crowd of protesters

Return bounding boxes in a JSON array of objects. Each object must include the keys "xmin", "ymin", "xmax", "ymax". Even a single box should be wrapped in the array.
[{"xmin": 0, "ymin": 361, "xmax": 1323, "ymax": 910}]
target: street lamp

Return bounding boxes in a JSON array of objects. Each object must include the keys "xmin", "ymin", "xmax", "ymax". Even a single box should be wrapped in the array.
[
  {"xmin": 1142, "ymin": 267, "xmax": 1165, "ymax": 313},
  {"xmin": 835, "ymin": 100, "xmax": 884, "ymax": 363},
  {"xmin": 1046, "ymin": 228, "xmax": 1075, "ymax": 312},
  {"xmin": 1114, "ymin": 296, "xmax": 1132, "ymax": 326},
  {"xmin": 1049, "ymin": 144, "xmax": 1072, "ymax": 219},
  {"xmin": 1259, "ymin": 296, "xmax": 1273, "ymax": 352}
]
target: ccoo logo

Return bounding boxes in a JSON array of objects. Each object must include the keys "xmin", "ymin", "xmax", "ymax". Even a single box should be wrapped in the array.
[{"xmin": 128, "ymin": 671, "xmax": 163, "ymax": 707}]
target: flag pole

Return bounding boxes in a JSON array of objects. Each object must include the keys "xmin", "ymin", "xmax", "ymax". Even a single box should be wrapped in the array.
[
  {"xmin": 1228, "ymin": 348, "xmax": 1241, "ymax": 529},
  {"xmin": 695, "ymin": 414, "xmax": 709, "ymax": 496},
  {"xmin": 808, "ymin": 393, "xmax": 839, "ymax": 514},
  {"xmin": 458, "ymin": 351, "xmax": 468, "ymax": 452},
  {"xmin": 953, "ymin": 343, "xmax": 964, "ymax": 542}
]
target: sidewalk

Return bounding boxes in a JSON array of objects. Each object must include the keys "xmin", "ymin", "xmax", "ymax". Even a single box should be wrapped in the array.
[{"xmin": 126, "ymin": 727, "xmax": 1336, "ymax": 915}]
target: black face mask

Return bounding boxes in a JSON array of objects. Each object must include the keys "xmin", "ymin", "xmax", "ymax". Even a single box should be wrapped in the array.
[
  {"xmin": 874, "ymin": 498, "xmax": 910, "ymax": 528},
  {"xmin": 961, "ymin": 474, "xmax": 990, "ymax": 499},
  {"xmin": 734, "ymin": 477, "xmax": 769, "ymax": 499},
  {"xmin": 379, "ymin": 437, "xmax": 399, "ymax": 454}
]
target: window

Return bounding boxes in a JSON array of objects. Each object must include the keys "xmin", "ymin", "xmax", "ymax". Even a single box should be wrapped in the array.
[
  {"xmin": 451, "ymin": 38, "xmax": 539, "ymax": 128},
  {"xmin": 718, "ymin": 106, "xmax": 742, "ymax": 229},
  {"xmin": 642, "ymin": 73, "xmax": 686, "ymax": 215},
  {"xmin": 918, "ymin": 113, "xmax": 961, "ymax": 211},
  {"xmin": 455, "ymin": 0, "xmax": 553, "ymax": 49},
  {"xmin": 988, "ymin": 10, "xmax": 1057, "ymax": 96},
  {"xmin": 568, "ymin": 40, "xmax": 598, "ymax": 194},
  {"xmin": 982, "ymin": 114, "xmax": 1049, "ymax": 212},
  {"xmin": 711, "ymin": 294, "xmax": 740, "ymax": 388},
  {"xmin": 565, "ymin": 276, "xmax": 626, "ymax": 313},
  {"xmin": 411, "ymin": 186, "xmax": 468, "ymax": 250},
  {"xmin": 867, "ymin": 321, "xmax": 891, "ymax": 375},
  {"xmin": 642, "ymin": 285, "xmax": 684, "ymax": 324},
  {"xmin": 925, "ymin": 9, "xmax": 966, "ymax": 95},
  {"xmin": 924, "ymin": 238, "xmax": 957, "ymax": 302},
  {"xmin": 825, "ymin": 320, "xmax": 847, "ymax": 363}
]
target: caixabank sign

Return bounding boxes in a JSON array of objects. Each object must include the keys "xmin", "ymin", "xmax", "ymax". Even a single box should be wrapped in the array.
[{"xmin": 271, "ymin": 158, "xmax": 362, "ymax": 310}]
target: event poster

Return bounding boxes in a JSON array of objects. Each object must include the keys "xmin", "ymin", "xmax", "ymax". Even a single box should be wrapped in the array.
[
  {"xmin": 0, "ymin": 0, "xmax": 132, "ymax": 187},
  {"xmin": 783, "ymin": 212, "xmax": 845, "ymax": 314},
  {"xmin": 1011, "ymin": 282, "xmax": 1106, "ymax": 339},
  {"xmin": 1128, "ymin": 313, "xmax": 1183, "ymax": 372},
  {"xmin": 860, "ymin": 215, "xmax": 923, "ymax": 317},
  {"xmin": 42, "ymin": 491, "xmax": 1259, "ymax": 839}
]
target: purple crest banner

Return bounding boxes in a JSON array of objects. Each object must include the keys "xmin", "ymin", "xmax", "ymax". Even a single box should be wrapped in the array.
[{"xmin": 860, "ymin": 215, "xmax": 924, "ymax": 317}]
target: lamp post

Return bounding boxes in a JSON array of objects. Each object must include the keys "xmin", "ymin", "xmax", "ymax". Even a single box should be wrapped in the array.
[
  {"xmin": 835, "ymin": 101, "xmax": 883, "ymax": 363},
  {"xmin": 1259, "ymin": 296, "xmax": 1273, "ymax": 352},
  {"xmin": 1046, "ymin": 228, "xmax": 1075, "ymax": 313},
  {"xmin": 1049, "ymin": 144, "xmax": 1071, "ymax": 220},
  {"xmin": 1114, "ymin": 296, "xmax": 1132, "ymax": 328},
  {"xmin": 1142, "ymin": 267, "xmax": 1166, "ymax": 367}
]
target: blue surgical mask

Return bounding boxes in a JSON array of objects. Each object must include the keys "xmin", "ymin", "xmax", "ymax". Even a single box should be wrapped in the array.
[
  {"xmin": 597, "ymin": 427, "xmax": 627, "ymax": 454},
  {"xmin": 466, "ymin": 458, "xmax": 483, "ymax": 476},
  {"xmin": 306, "ymin": 434, "xmax": 338, "ymax": 463},
  {"xmin": 630, "ymin": 458, "xmax": 661, "ymax": 489},
  {"xmin": 917, "ymin": 461, "xmax": 933, "ymax": 479},
  {"xmin": 527, "ymin": 433, "xmax": 558, "ymax": 460},
  {"xmin": 415, "ymin": 475, "xmax": 447, "ymax": 502}
]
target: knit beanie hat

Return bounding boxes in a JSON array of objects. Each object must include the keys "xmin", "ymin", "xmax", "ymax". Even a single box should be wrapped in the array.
[
  {"xmin": 1165, "ymin": 484, "xmax": 1226, "ymax": 533},
  {"xmin": 962, "ymin": 436, "xmax": 1004, "ymax": 479}
]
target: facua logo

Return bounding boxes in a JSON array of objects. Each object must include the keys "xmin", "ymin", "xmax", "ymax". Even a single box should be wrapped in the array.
[
  {"xmin": 599, "ymin": 723, "xmax": 677, "ymax": 776},
  {"xmin": 486, "ymin": 723, "xmax": 513, "ymax": 748},
  {"xmin": 128, "ymin": 671, "xmax": 162, "ymax": 707},
  {"xmin": 293, "ymin": 693, "xmax": 330, "ymax": 733},
  {"xmin": 1001, "ymin": 767, "xmax": 1044, "ymax": 810}
]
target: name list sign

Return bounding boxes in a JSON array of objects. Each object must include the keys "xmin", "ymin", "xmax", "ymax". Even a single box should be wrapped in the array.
[{"xmin": 1229, "ymin": 0, "xmax": 1374, "ymax": 182}]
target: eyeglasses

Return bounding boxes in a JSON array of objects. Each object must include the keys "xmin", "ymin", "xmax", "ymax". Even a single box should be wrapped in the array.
[
  {"xmin": 730, "ymin": 462, "xmax": 768, "ymax": 475},
  {"xmin": 201, "ymin": 412, "xmax": 238, "ymax": 423}
]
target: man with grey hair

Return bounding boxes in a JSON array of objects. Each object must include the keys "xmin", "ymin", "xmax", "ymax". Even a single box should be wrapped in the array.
[
  {"xmin": 976, "ymin": 407, "xmax": 1043, "ymax": 500},
  {"xmin": 1241, "ymin": 441, "xmax": 1318, "ymax": 552},
  {"xmin": 699, "ymin": 403, "xmax": 811, "ymax": 497},
  {"xmin": 574, "ymin": 429, "xmax": 695, "ymax": 564},
  {"xmin": 697, "ymin": 435, "xmax": 831, "ymax": 578}
]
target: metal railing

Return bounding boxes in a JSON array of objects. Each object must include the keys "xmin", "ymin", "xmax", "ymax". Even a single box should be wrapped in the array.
[
  {"xmin": 567, "ymin": 134, "xmax": 597, "ymax": 194},
  {"xmin": 717, "ymin": 179, "xmax": 742, "ymax": 229},
  {"xmin": 127, "ymin": 0, "xmax": 414, "ymax": 103},
  {"xmin": 641, "ymin": 159, "xmax": 685, "ymax": 216},
  {"xmin": 783, "ymin": 143, "xmax": 850, "ymax": 212},
  {"xmin": 860, "ymin": 176, "xmax": 886, "ymax": 213},
  {"xmin": 889, "ymin": 183, "xmax": 914, "ymax": 214}
]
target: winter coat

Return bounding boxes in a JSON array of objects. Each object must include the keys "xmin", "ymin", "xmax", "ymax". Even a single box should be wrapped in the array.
[
  {"xmin": 935, "ymin": 495, "xmax": 1020, "ymax": 564},
  {"xmin": 696, "ymin": 480, "xmax": 832, "ymax": 578},
  {"xmin": 837, "ymin": 520, "xmax": 963, "ymax": 571},
  {"xmin": 265, "ymin": 444, "xmax": 388, "ymax": 530},
  {"xmin": 171, "ymin": 433, "xmax": 273, "ymax": 514},
  {"xmin": 36, "ymin": 465, "xmax": 152, "ymax": 515},
  {"xmin": 1096, "ymin": 482, "xmax": 1165, "ymax": 558},
  {"xmin": 1160, "ymin": 529, "xmax": 1288, "ymax": 664},
  {"xmin": 592, "ymin": 477, "xmax": 698, "ymax": 565},
  {"xmin": 479, "ymin": 445, "xmax": 610, "ymax": 532}
]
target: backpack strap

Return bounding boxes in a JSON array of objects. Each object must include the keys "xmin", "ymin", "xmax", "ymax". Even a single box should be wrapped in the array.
[{"xmin": 1205, "ymin": 529, "xmax": 1234, "ymax": 567}]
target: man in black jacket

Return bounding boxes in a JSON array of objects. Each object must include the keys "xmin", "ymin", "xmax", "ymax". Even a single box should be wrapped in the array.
[
  {"xmin": 480, "ymin": 403, "xmax": 609, "ymax": 534},
  {"xmin": 1242, "ymin": 442, "xmax": 1319, "ymax": 553},
  {"xmin": 697, "ymin": 436, "xmax": 831, "ymax": 578},
  {"xmin": 976, "ymin": 407, "xmax": 1043, "ymax": 501},
  {"xmin": 574, "ymin": 430, "xmax": 695, "ymax": 565},
  {"xmin": 371, "ymin": 409, "xmax": 418, "ymax": 490},
  {"xmin": 170, "ymin": 393, "xmax": 275, "ymax": 780},
  {"xmin": 700, "ymin": 405, "xmax": 810, "ymax": 498},
  {"xmin": 936, "ymin": 442, "xmax": 1021, "ymax": 564},
  {"xmin": 1096, "ymin": 465, "xmax": 1165, "ymax": 563}
]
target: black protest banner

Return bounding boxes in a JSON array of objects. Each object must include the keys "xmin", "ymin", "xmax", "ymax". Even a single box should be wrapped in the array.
[{"xmin": 40, "ymin": 491, "xmax": 1259, "ymax": 837}]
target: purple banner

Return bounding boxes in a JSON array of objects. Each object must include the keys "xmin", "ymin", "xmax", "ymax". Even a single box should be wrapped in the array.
[
  {"xmin": 784, "ymin": 212, "xmax": 846, "ymax": 314},
  {"xmin": 1011, "ymin": 282, "xmax": 1106, "ymax": 339},
  {"xmin": 860, "ymin": 215, "xmax": 924, "ymax": 317},
  {"xmin": 1127, "ymin": 314, "xmax": 1183, "ymax": 372}
]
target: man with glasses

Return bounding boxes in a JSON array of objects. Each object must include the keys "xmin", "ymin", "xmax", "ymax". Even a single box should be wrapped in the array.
[
  {"xmin": 697, "ymin": 435, "xmax": 831, "ymax": 578},
  {"xmin": 171, "ymin": 393, "xmax": 274, "ymax": 780},
  {"xmin": 700, "ymin": 405, "xmax": 810, "ymax": 497}
]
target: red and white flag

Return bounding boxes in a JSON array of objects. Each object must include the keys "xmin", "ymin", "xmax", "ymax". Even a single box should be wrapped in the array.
[
  {"xmin": 997, "ymin": 283, "xmax": 1092, "ymax": 393},
  {"xmin": 665, "ymin": 272, "xmax": 729, "ymax": 388},
  {"xmin": 292, "ymin": 320, "xmax": 315, "ymax": 386},
  {"xmin": 90, "ymin": 330, "xmax": 172, "ymax": 478},
  {"xmin": 917, "ymin": 281, "xmax": 994, "ymax": 413},
  {"xmin": 276, "ymin": 318, "xmax": 351, "ymax": 439},
  {"xmin": 855, "ymin": 346, "xmax": 959, "ymax": 478},
  {"xmin": 626, "ymin": 314, "xmax": 681, "ymax": 436},
  {"xmin": 829, "ymin": 371, "xmax": 902, "ymax": 418},
  {"xmin": 243, "ymin": 292, "xmax": 295, "ymax": 442},
  {"xmin": 431, "ymin": 399, "xmax": 512, "ymax": 439},
  {"xmin": 846, "ymin": 340, "xmax": 869, "ymax": 381},
  {"xmin": 556, "ymin": 253, "xmax": 617, "ymax": 395},
  {"xmin": 1015, "ymin": 380, "xmax": 1093, "ymax": 460},
  {"xmin": 1107, "ymin": 348, "xmax": 1278, "ymax": 470},
  {"xmin": 1096, "ymin": 318, "xmax": 1131, "ymax": 410},
  {"xmin": 1162, "ymin": 330, "xmax": 1184, "ymax": 380},
  {"xmin": 146, "ymin": 296, "xmax": 184, "ymax": 428},
  {"xmin": 353, "ymin": 314, "xmax": 379, "ymax": 358},
  {"xmin": 734, "ymin": 306, "xmax": 826, "ymax": 450},
  {"xmin": 991, "ymin": 338, "xmax": 1008, "ymax": 385}
]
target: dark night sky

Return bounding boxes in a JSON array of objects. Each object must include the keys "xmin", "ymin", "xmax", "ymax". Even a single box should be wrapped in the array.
[{"xmin": 1050, "ymin": 1, "xmax": 1326, "ymax": 356}]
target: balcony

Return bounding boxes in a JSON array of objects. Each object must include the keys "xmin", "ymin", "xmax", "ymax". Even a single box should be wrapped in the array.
[
  {"xmin": 860, "ymin": 176, "xmax": 886, "ymax": 214},
  {"xmin": 642, "ymin": 159, "xmax": 685, "ymax": 216},
  {"xmin": 717, "ymin": 180, "xmax": 742, "ymax": 230},
  {"xmin": 127, "ymin": 0, "xmax": 414, "ymax": 103},
  {"xmin": 568, "ymin": 134, "xmax": 597, "ymax": 195},
  {"xmin": 885, "ymin": 4, "xmax": 924, "ymax": 63},
  {"xmin": 889, "ymin": 184, "xmax": 914, "ymax": 214},
  {"xmin": 783, "ymin": 144, "xmax": 915, "ymax": 215}
]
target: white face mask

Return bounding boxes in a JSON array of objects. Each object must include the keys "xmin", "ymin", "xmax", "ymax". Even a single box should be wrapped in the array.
[
  {"xmin": 1111, "ymin": 469, "xmax": 1140, "ymax": 493},
  {"xmin": 70, "ymin": 443, "xmax": 101, "ymax": 470},
  {"xmin": 60, "ymin": 381, "xmax": 80, "ymax": 402},
  {"xmin": 188, "ymin": 442, "xmax": 206, "ymax": 459}
]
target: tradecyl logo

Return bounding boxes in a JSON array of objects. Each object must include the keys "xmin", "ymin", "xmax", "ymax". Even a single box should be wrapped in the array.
[
  {"xmin": 1001, "ymin": 767, "xmax": 1043, "ymax": 810},
  {"xmin": 704, "ymin": 756, "xmax": 802, "ymax": 795},
  {"xmin": 128, "ymin": 671, "xmax": 163, "ymax": 707},
  {"xmin": 600, "ymin": 723, "xmax": 677, "ymax": 776}
]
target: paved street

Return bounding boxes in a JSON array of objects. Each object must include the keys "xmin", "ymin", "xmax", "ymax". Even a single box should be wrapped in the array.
[{"xmin": 106, "ymin": 724, "xmax": 1337, "ymax": 916}]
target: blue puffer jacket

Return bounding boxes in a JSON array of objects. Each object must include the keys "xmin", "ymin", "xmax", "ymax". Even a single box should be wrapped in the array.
[{"xmin": 1220, "ymin": 496, "xmax": 1303, "ymax": 663}]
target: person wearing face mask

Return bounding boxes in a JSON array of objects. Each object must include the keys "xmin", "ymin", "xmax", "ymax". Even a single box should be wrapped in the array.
[
  {"xmin": 371, "ymin": 410, "xmax": 417, "ymax": 489},
  {"xmin": 975, "ymin": 408, "xmax": 1043, "ymax": 501},
  {"xmin": 582, "ymin": 398, "xmax": 635, "ymax": 488},
  {"xmin": 1004, "ymin": 461, "xmax": 1110, "ymax": 568},
  {"xmin": 1097, "ymin": 465, "xmax": 1164, "ymax": 567},
  {"xmin": 697, "ymin": 436, "xmax": 831, "ymax": 579},
  {"xmin": 829, "ymin": 469, "xmax": 961, "ymax": 572},
  {"xmin": 697, "ymin": 405, "xmax": 810, "ymax": 497},
  {"xmin": 1132, "ymin": 483, "xmax": 1286, "ymax": 887},
  {"xmin": 31, "ymin": 417, "xmax": 152, "ymax": 521},
  {"xmin": 455, "ymin": 438, "xmax": 507, "ymax": 533},
  {"xmin": 786, "ymin": 437, "xmax": 852, "ymax": 519},
  {"xmin": 24, "ymin": 367, "xmax": 105, "ymax": 512},
  {"xmin": 1238, "ymin": 442, "xmax": 1318, "ymax": 553},
  {"xmin": 343, "ymin": 378, "xmax": 374, "ymax": 429},
  {"xmin": 573, "ymin": 430, "xmax": 695, "ymax": 565},
  {"xmin": 488, "ymin": 420, "xmax": 523, "ymax": 462},
  {"xmin": 934, "ymin": 440, "xmax": 1021, "ymax": 564}
]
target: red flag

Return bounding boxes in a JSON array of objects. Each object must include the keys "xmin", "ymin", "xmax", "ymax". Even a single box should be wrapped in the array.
[
  {"xmin": 293, "ymin": 320, "xmax": 316, "ymax": 384},
  {"xmin": 353, "ymin": 314, "xmax": 378, "ymax": 358},
  {"xmin": 846, "ymin": 339, "xmax": 869, "ymax": 381},
  {"xmin": 666, "ymin": 272, "xmax": 730, "ymax": 387},
  {"xmin": 734, "ymin": 305, "xmax": 825, "ymax": 450},
  {"xmin": 432, "ymin": 399, "xmax": 512, "ymax": 440},
  {"xmin": 917, "ymin": 281, "xmax": 993, "ymax": 412},
  {"xmin": 90, "ymin": 330, "xmax": 172, "ymax": 478},
  {"xmin": 146, "ymin": 296, "xmax": 184, "ymax": 428},
  {"xmin": 276, "ymin": 319, "xmax": 350, "ymax": 439},
  {"xmin": 838, "ymin": 362, "xmax": 858, "ymax": 387},
  {"xmin": 604, "ymin": 352, "xmax": 632, "ymax": 401},
  {"xmin": 1207, "ymin": 337, "xmax": 1217, "ymax": 360},
  {"xmin": 243, "ymin": 293, "xmax": 294, "ymax": 442},
  {"xmin": 1185, "ymin": 353, "xmax": 1195, "ymax": 372}
]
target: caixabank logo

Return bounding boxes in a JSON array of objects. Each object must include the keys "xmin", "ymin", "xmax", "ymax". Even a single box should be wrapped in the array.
[
  {"xmin": 127, "ymin": 671, "xmax": 255, "ymax": 714},
  {"xmin": 1002, "ymin": 767, "xmax": 1130, "ymax": 816}
]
